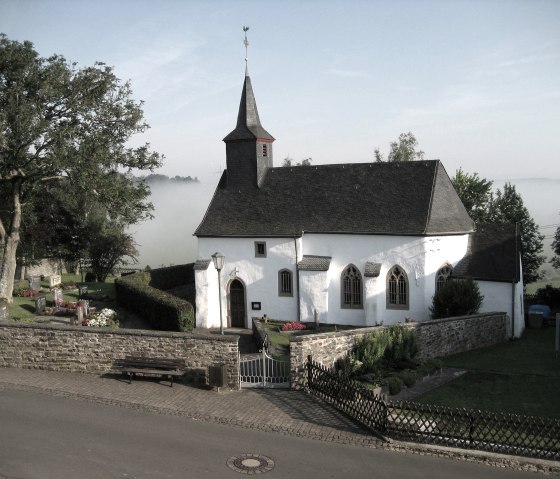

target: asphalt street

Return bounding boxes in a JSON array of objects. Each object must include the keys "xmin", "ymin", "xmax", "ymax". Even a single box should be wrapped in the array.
[{"xmin": 0, "ymin": 389, "xmax": 542, "ymax": 479}]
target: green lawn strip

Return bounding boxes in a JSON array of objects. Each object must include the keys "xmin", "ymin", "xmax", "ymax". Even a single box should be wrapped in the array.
[
  {"xmin": 415, "ymin": 371, "xmax": 560, "ymax": 419},
  {"xmin": 441, "ymin": 327, "xmax": 560, "ymax": 378}
]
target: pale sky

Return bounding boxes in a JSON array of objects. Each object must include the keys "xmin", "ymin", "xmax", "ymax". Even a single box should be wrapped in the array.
[{"xmin": 1, "ymin": 0, "xmax": 559, "ymax": 183}]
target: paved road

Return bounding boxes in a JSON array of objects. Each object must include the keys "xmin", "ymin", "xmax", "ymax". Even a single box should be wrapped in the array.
[{"xmin": 0, "ymin": 389, "xmax": 540, "ymax": 479}]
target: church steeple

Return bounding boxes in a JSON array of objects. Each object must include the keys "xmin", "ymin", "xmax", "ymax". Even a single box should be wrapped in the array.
[{"xmin": 223, "ymin": 27, "xmax": 274, "ymax": 189}]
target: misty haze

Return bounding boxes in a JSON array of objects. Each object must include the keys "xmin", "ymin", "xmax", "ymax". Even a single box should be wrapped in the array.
[{"xmin": 129, "ymin": 181, "xmax": 215, "ymax": 269}]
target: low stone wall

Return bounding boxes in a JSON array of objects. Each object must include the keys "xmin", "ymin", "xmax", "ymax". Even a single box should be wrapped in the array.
[
  {"xmin": 289, "ymin": 312, "xmax": 507, "ymax": 389},
  {"xmin": 0, "ymin": 321, "xmax": 240, "ymax": 389},
  {"xmin": 414, "ymin": 313, "xmax": 508, "ymax": 359}
]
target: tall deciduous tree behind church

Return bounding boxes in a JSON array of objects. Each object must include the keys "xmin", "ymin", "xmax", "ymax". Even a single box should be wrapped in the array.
[
  {"xmin": 451, "ymin": 170, "xmax": 545, "ymax": 285},
  {"xmin": 0, "ymin": 35, "xmax": 162, "ymax": 302}
]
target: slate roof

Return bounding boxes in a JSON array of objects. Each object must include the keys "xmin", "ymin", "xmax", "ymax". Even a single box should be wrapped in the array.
[
  {"xmin": 223, "ymin": 74, "xmax": 274, "ymax": 142},
  {"xmin": 195, "ymin": 160, "xmax": 475, "ymax": 237},
  {"xmin": 454, "ymin": 223, "xmax": 520, "ymax": 283},
  {"xmin": 298, "ymin": 255, "xmax": 332, "ymax": 271},
  {"xmin": 193, "ymin": 259, "xmax": 212, "ymax": 271}
]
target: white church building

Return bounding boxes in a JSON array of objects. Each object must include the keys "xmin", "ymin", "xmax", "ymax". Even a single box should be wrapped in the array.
[{"xmin": 194, "ymin": 68, "xmax": 524, "ymax": 337}]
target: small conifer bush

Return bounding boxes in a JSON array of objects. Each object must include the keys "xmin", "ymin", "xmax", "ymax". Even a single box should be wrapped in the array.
[{"xmin": 430, "ymin": 278, "xmax": 483, "ymax": 319}]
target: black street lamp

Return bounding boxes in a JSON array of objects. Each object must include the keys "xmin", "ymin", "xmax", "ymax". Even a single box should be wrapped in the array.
[{"xmin": 211, "ymin": 252, "xmax": 225, "ymax": 335}]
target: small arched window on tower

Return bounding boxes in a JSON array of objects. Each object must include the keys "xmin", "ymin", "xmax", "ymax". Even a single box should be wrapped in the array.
[
  {"xmin": 262, "ymin": 143, "xmax": 268, "ymax": 157},
  {"xmin": 341, "ymin": 265, "xmax": 363, "ymax": 309},
  {"xmin": 387, "ymin": 265, "xmax": 409, "ymax": 310},
  {"xmin": 436, "ymin": 264, "xmax": 453, "ymax": 293}
]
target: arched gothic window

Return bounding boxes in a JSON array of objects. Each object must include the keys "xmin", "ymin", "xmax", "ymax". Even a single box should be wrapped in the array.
[
  {"xmin": 436, "ymin": 264, "xmax": 453, "ymax": 293},
  {"xmin": 387, "ymin": 265, "xmax": 409, "ymax": 309},
  {"xmin": 341, "ymin": 265, "xmax": 363, "ymax": 309}
]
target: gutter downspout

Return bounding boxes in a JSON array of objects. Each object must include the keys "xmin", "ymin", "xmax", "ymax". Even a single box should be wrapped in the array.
[
  {"xmin": 511, "ymin": 222, "xmax": 519, "ymax": 340},
  {"xmin": 294, "ymin": 233, "xmax": 302, "ymax": 322}
]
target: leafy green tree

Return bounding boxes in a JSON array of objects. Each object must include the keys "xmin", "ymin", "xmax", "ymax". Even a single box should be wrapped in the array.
[
  {"xmin": 451, "ymin": 168, "xmax": 494, "ymax": 223},
  {"xmin": 88, "ymin": 220, "xmax": 138, "ymax": 283},
  {"xmin": 489, "ymin": 183, "xmax": 545, "ymax": 285},
  {"xmin": 451, "ymin": 169, "xmax": 545, "ymax": 285},
  {"xmin": 551, "ymin": 226, "xmax": 560, "ymax": 271},
  {"xmin": 374, "ymin": 132, "xmax": 425, "ymax": 162},
  {"xmin": 0, "ymin": 35, "xmax": 161, "ymax": 301}
]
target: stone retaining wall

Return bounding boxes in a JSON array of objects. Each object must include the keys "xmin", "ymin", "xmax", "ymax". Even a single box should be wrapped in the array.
[
  {"xmin": 0, "ymin": 322, "xmax": 240, "ymax": 389},
  {"xmin": 289, "ymin": 312, "xmax": 507, "ymax": 389}
]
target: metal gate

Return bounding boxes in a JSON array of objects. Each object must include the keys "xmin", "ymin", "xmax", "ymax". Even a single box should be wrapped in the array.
[{"xmin": 240, "ymin": 348, "xmax": 290, "ymax": 389}]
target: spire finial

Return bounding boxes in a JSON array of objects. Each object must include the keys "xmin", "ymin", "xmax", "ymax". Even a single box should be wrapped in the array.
[{"xmin": 243, "ymin": 26, "xmax": 249, "ymax": 75}]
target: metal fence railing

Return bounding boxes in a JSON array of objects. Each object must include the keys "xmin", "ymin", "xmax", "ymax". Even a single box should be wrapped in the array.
[{"xmin": 306, "ymin": 356, "xmax": 560, "ymax": 460}]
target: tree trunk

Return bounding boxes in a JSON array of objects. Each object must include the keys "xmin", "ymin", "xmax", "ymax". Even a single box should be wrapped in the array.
[{"xmin": 0, "ymin": 181, "xmax": 23, "ymax": 303}]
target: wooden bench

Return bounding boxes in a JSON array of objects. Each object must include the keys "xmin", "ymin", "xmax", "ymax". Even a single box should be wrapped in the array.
[{"xmin": 112, "ymin": 356, "xmax": 186, "ymax": 387}]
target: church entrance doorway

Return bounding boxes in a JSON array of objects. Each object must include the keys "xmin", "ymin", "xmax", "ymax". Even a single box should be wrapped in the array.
[{"xmin": 229, "ymin": 279, "xmax": 246, "ymax": 328}]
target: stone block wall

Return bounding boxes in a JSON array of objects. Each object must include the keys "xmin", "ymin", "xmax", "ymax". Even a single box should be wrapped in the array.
[
  {"xmin": 289, "ymin": 312, "xmax": 507, "ymax": 389},
  {"xmin": 0, "ymin": 322, "xmax": 240, "ymax": 389},
  {"xmin": 414, "ymin": 313, "xmax": 508, "ymax": 358}
]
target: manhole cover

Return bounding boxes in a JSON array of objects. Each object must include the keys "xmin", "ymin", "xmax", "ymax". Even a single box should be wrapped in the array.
[{"xmin": 227, "ymin": 454, "xmax": 275, "ymax": 474}]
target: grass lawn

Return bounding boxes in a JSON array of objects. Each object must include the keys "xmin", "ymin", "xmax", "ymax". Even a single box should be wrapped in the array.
[
  {"xmin": 8, "ymin": 274, "xmax": 119, "ymax": 322},
  {"xmin": 416, "ymin": 327, "xmax": 560, "ymax": 418}
]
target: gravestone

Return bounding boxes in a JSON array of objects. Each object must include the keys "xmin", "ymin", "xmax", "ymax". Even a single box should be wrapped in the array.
[
  {"xmin": 34, "ymin": 295, "xmax": 46, "ymax": 314},
  {"xmin": 52, "ymin": 288, "xmax": 63, "ymax": 308},
  {"xmin": 78, "ymin": 284, "xmax": 88, "ymax": 299},
  {"xmin": 0, "ymin": 300, "xmax": 8, "ymax": 321},
  {"xmin": 28, "ymin": 275, "xmax": 41, "ymax": 292},
  {"xmin": 49, "ymin": 275, "xmax": 62, "ymax": 288},
  {"xmin": 79, "ymin": 300, "xmax": 89, "ymax": 317}
]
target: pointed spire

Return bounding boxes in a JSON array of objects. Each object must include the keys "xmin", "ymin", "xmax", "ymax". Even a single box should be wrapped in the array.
[
  {"xmin": 243, "ymin": 26, "xmax": 249, "ymax": 76},
  {"xmin": 223, "ymin": 27, "xmax": 274, "ymax": 142}
]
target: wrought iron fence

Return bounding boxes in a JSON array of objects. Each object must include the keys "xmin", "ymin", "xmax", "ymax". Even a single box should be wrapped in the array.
[{"xmin": 306, "ymin": 356, "xmax": 560, "ymax": 460}]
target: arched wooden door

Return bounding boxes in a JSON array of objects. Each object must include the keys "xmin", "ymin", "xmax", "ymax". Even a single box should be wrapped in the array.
[{"xmin": 229, "ymin": 279, "xmax": 246, "ymax": 328}]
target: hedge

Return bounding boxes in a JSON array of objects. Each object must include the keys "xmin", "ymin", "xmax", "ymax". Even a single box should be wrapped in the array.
[{"xmin": 115, "ymin": 264, "xmax": 195, "ymax": 332}]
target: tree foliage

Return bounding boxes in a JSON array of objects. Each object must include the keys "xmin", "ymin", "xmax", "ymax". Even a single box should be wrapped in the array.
[
  {"xmin": 451, "ymin": 168, "xmax": 545, "ymax": 285},
  {"xmin": 282, "ymin": 156, "xmax": 312, "ymax": 167},
  {"xmin": 0, "ymin": 34, "xmax": 161, "ymax": 301},
  {"xmin": 489, "ymin": 183, "xmax": 545, "ymax": 284},
  {"xmin": 551, "ymin": 226, "xmax": 560, "ymax": 271},
  {"xmin": 375, "ymin": 132, "xmax": 425, "ymax": 162},
  {"xmin": 430, "ymin": 278, "xmax": 483, "ymax": 319},
  {"xmin": 451, "ymin": 168, "xmax": 494, "ymax": 223}
]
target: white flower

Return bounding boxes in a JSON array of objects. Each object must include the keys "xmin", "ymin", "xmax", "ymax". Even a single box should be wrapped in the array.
[{"xmin": 87, "ymin": 308, "xmax": 117, "ymax": 327}]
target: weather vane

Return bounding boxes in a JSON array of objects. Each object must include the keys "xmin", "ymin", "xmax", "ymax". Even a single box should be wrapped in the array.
[{"xmin": 243, "ymin": 26, "xmax": 249, "ymax": 69}]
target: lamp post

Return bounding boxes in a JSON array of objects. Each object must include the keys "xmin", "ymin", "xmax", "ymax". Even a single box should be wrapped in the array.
[{"xmin": 211, "ymin": 252, "xmax": 225, "ymax": 335}]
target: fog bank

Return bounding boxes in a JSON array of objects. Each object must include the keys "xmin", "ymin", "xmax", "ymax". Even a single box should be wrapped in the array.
[{"xmin": 128, "ymin": 181, "xmax": 214, "ymax": 269}]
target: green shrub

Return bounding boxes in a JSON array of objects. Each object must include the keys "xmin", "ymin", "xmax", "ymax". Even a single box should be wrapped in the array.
[
  {"xmin": 85, "ymin": 271, "xmax": 96, "ymax": 282},
  {"xmin": 335, "ymin": 355, "xmax": 363, "ymax": 378},
  {"xmin": 149, "ymin": 264, "xmax": 194, "ymax": 290},
  {"xmin": 399, "ymin": 370, "xmax": 417, "ymax": 388},
  {"xmin": 386, "ymin": 376, "xmax": 403, "ymax": 395},
  {"xmin": 384, "ymin": 324, "xmax": 418, "ymax": 364},
  {"xmin": 430, "ymin": 278, "xmax": 483, "ymax": 319},
  {"xmin": 115, "ymin": 269, "xmax": 195, "ymax": 332},
  {"xmin": 418, "ymin": 358, "xmax": 443, "ymax": 376},
  {"xmin": 353, "ymin": 330, "xmax": 391, "ymax": 373}
]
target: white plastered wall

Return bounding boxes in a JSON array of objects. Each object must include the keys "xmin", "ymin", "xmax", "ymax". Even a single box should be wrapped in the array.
[{"xmin": 196, "ymin": 236, "xmax": 301, "ymax": 328}]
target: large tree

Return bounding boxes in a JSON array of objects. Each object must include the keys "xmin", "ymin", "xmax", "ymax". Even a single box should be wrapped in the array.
[
  {"xmin": 451, "ymin": 168, "xmax": 494, "ymax": 223},
  {"xmin": 489, "ymin": 183, "xmax": 545, "ymax": 284},
  {"xmin": 374, "ymin": 132, "xmax": 425, "ymax": 162},
  {"xmin": 552, "ymin": 226, "xmax": 560, "ymax": 271},
  {"xmin": 452, "ymin": 168, "xmax": 545, "ymax": 285},
  {"xmin": 0, "ymin": 35, "xmax": 161, "ymax": 302}
]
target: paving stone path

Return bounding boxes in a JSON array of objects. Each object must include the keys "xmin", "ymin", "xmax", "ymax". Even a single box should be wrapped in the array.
[{"xmin": 0, "ymin": 367, "xmax": 380, "ymax": 447}]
